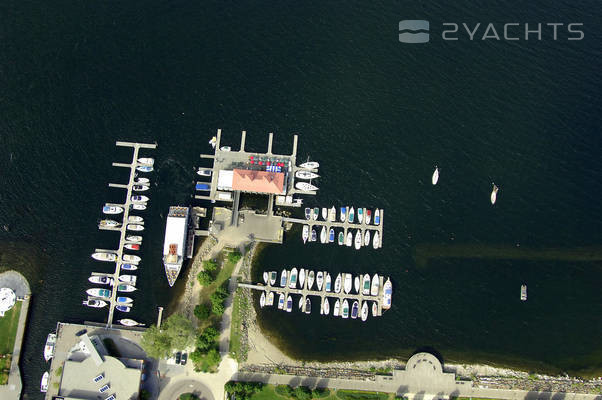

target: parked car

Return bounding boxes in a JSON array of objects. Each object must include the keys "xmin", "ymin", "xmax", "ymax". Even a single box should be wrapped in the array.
[
  {"xmin": 180, "ymin": 353, "xmax": 188, "ymax": 365},
  {"xmin": 175, "ymin": 352, "xmax": 182, "ymax": 364}
]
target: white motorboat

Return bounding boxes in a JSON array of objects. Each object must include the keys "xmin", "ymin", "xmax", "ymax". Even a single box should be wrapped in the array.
[
  {"xmin": 295, "ymin": 182, "xmax": 318, "ymax": 191},
  {"xmin": 373, "ymin": 231, "xmax": 380, "ymax": 249},
  {"xmin": 116, "ymin": 284, "xmax": 137, "ymax": 292},
  {"xmin": 99, "ymin": 219, "xmax": 120, "ymax": 228},
  {"xmin": 302, "ymin": 225, "xmax": 309, "ymax": 243},
  {"xmin": 382, "ymin": 278, "xmax": 393, "ymax": 310},
  {"xmin": 325, "ymin": 273, "xmax": 332, "ymax": 292},
  {"xmin": 491, "ymin": 183, "xmax": 499, "ymax": 204},
  {"xmin": 305, "ymin": 297, "xmax": 311, "ymax": 314},
  {"xmin": 299, "ymin": 268, "xmax": 306, "ymax": 288},
  {"xmin": 322, "ymin": 298, "xmax": 330, "ymax": 315},
  {"xmin": 316, "ymin": 271, "xmax": 324, "ymax": 291},
  {"xmin": 307, "ymin": 270, "xmax": 315, "ymax": 290},
  {"xmin": 197, "ymin": 168, "xmax": 212, "ymax": 177},
  {"xmin": 267, "ymin": 292, "xmax": 274, "ymax": 306},
  {"xmin": 351, "ymin": 301, "xmax": 359, "ymax": 319},
  {"xmin": 348, "ymin": 207, "xmax": 355, "ymax": 223},
  {"xmin": 304, "ymin": 207, "xmax": 311, "ymax": 220},
  {"xmin": 354, "ymin": 276, "xmax": 360, "ymax": 293},
  {"xmin": 313, "ymin": 207, "xmax": 319, "ymax": 221},
  {"xmin": 138, "ymin": 157, "xmax": 154, "ymax": 166},
  {"xmin": 371, "ymin": 274, "xmax": 380, "ymax": 296},
  {"xmin": 131, "ymin": 195, "xmax": 149, "ymax": 203},
  {"xmin": 43, "ymin": 334, "xmax": 56, "ymax": 362},
  {"xmin": 128, "ymin": 215, "xmax": 144, "ymax": 223},
  {"xmin": 135, "ymin": 177, "xmax": 150, "ymax": 184},
  {"xmin": 278, "ymin": 293, "xmax": 285, "ymax": 309},
  {"xmin": 361, "ymin": 302, "xmax": 369, "ymax": 321},
  {"xmin": 364, "ymin": 230, "xmax": 371, "ymax": 246},
  {"xmin": 340, "ymin": 206, "xmax": 347, "ymax": 222},
  {"xmin": 263, "ymin": 271, "xmax": 268, "ymax": 284},
  {"xmin": 122, "ymin": 254, "xmax": 141, "ymax": 264},
  {"xmin": 333, "ymin": 299, "xmax": 341, "ymax": 317},
  {"xmin": 299, "ymin": 161, "xmax": 319, "ymax": 169},
  {"xmin": 295, "ymin": 170, "xmax": 319, "ymax": 180},
  {"xmin": 116, "ymin": 296, "xmax": 133, "ymax": 304},
  {"xmin": 119, "ymin": 275, "xmax": 137, "ymax": 284},
  {"xmin": 521, "ymin": 284, "xmax": 527, "ymax": 301},
  {"xmin": 374, "ymin": 209, "xmax": 381, "ymax": 225},
  {"xmin": 91, "ymin": 252, "xmax": 117, "ymax": 262},
  {"xmin": 136, "ymin": 165, "xmax": 153, "ymax": 173},
  {"xmin": 321, "ymin": 207, "xmax": 327, "ymax": 220},
  {"xmin": 320, "ymin": 226, "xmax": 327, "ymax": 243},
  {"xmin": 298, "ymin": 296, "xmax": 304, "ymax": 310},
  {"xmin": 280, "ymin": 269, "xmax": 287, "ymax": 287},
  {"xmin": 366, "ymin": 209, "xmax": 372, "ymax": 224},
  {"xmin": 269, "ymin": 271, "xmax": 277, "ymax": 286},
  {"xmin": 286, "ymin": 296, "xmax": 293, "ymax": 312},
  {"xmin": 119, "ymin": 318, "xmax": 141, "ymax": 327},
  {"xmin": 209, "ymin": 136, "xmax": 217, "ymax": 148},
  {"xmin": 344, "ymin": 273, "xmax": 352, "ymax": 294},
  {"xmin": 358, "ymin": 207, "xmax": 364, "ymax": 224},
  {"xmin": 354, "ymin": 230, "xmax": 362, "ymax": 250},
  {"xmin": 127, "ymin": 224, "xmax": 144, "ymax": 232},
  {"xmin": 341, "ymin": 299, "xmax": 349, "ymax": 319},
  {"xmin": 432, "ymin": 166, "xmax": 439, "ymax": 185},
  {"xmin": 329, "ymin": 228, "xmax": 335, "ymax": 243},
  {"xmin": 334, "ymin": 273, "xmax": 342, "ymax": 293},
  {"xmin": 103, "ymin": 205, "xmax": 123, "ymax": 214},
  {"xmin": 372, "ymin": 302, "xmax": 378, "ymax": 317},
  {"xmin": 133, "ymin": 185, "xmax": 149, "ymax": 192},
  {"xmin": 88, "ymin": 276, "xmax": 113, "ymax": 285},
  {"xmin": 82, "ymin": 299, "xmax": 107, "ymax": 308},
  {"xmin": 126, "ymin": 235, "xmax": 142, "ymax": 243},
  {"xmin": 260, "ymin": 292, "xmax": 266, "ymax": 308},
  {"xmin": 132, "ymin": 203, "xmax": 147, "ymax": 210},
  {"xmin": 40, "ymin": 371, "xmax": 49, "ymax": 392},
  {"xmin": 346, "ymin": 232, "xmax": 353, "ymax": 247},
  {"xmin": 362, "ymin": 274, "xmax": 371, "ymax": 295},
  {"xmin": 328, "ymin": 206, "xmax": 336, "ymax": 222},
  {"xmin": 124, "ymin": 243, "xmax": 140, "ymax": 251},
  {"xmin": 220, "ymin": 146, "xmax": 231, "ymax": 152},
  {"xmin": 289, "ymin": 267, "xmax": 298, "ymax": 288},
  {"xmin": 116, "ymin": 305, "xmax": 131, "ymax": 312},
  {"xmin": 86, "ymin": 288, "xmax": 111, "ymax": 298},
  {"xmin": 121, "ymin": 263, "xmax": 138, "ymax": 271}
]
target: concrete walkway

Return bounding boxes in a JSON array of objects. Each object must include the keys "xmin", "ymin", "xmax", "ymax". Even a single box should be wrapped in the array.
[{"xmin": 0, "ymin": 271, "xmax": 31, "ymax": 400}]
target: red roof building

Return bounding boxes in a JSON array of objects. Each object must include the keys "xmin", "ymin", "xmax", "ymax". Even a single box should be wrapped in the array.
[{"xmin": 232, "ymin": 169, "xmax": 285, "ymax": 194}]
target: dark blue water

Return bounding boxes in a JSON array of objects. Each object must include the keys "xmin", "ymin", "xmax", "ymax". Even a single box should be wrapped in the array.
[{"xmin": 1, "ymin": 0, "xmax": 601, "ymax": 397}]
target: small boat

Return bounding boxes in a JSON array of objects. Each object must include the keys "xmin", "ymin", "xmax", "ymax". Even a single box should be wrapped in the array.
[
  {"xmin": 99, "ymin": 219, "xmax": 120, "ymax": 228},
  {"xmin": 119, "ymin": 318, "xmax": 141, "ymax": 327},
  {"xmin": 491, "ymin": 183, "xmax": 499, "ymax": 205},
  {"xmin": 432, "ymin": 166, "xmax": 439, "ymax": 185},
  {"xmin": 351, "ymin": 301, "xmax": 359, "ymax": 319},
  {"xmin": 126, "ymin": 235, "xmax": 142, "ymax": 243},
  {"xmin": 128, "ymin": 215, "xmax": 143, "ymax": 223},
  {"xmin": 116, "ymin": 305, "xmax": 131, "ymax": 312},
  {"xmin": 333, "ymin": 299, "xmax": 341, "ymax": 316},
  {"xmin": 362, "ymin": 274, "xmax": 371, "ymax": 295},
  {"xmin": 305, "ymin": 298, "xmax": 311, "ymax": 314},
  {"xmin": 325, "ymin": 273, "xmax": 332, "ymax": 292},
  {"xmin": 358, "ymin": 208, "xmax": 364, "ymax": 224},
  {"xmin": 322, "ymin": 298, "xmax": 330, "ymax": 315},
  {"xmin": 329, "ymin": 206, "xmax": 336, "ymax": 222},
  {"xmin": 220, "ymin": 146, "xmax": 231, "ymax": 152},
  {"xmin": 296, "ymin": 182, "xmax": 319, "ymax": 191},
  {"xmin": 136, "ymin": 165, "xmax": 153, "ymax": 173},
  {"xmin": 354, "ymin": 230, "xmax": 362, "ymax": 250},
  {"xmin": 286, "ymin": 296, "xmax": 293, "ymax": 312},
  {"xmin": 322, "ymin": 208, "xmax": 328, "ymax": 220},
  {"xmin": 263, "ymin": 271, "xmax": 268, "ymax": 284},
  {"xmin": 366, "ymin": 209, "xmax": 372, "ymax": 224},
  {"xmin": 521, "ymin": 284, "xmax": 527, "ymax": 301},
  {"xmin": 43, "ymin": 334, "xmax": 56, "ymax": 362},
  {"xmin": 133, "ymin": 185, "xmax": 149, "ymax": 191},
  {"xmin": 138, "ymin": 157, "xmax": 154, "ymax": 166},
  {"xmin": 278, "ymin": 293, "xmax": 285, "ymax": 309},
  {"xmin": 299, "ymin": 161, "xmax": 319, "ymax": 169},
  {"xmin": 354, "ymin": 276, "xmax": 360, "ymax": 293},
  {"xmin": 280, "ymin": 269, "xmax": 287, "ymax": 287},
  {"xmin": 372, "ymin": 302, "xmax": 378, "ymax": 317},
  {"xmin": 260, "ymin": 292, "xmax": 266, "ymax": 308},
  {"xmin": 289, "ymin": 268, "xmax": 298, "ymax": 288},
  {"xmin": 348, "ymin": 207, "xmax": 355, "ymax": 223},
  {"xmin": 295, "ymin": 170, "xmax": 319, "ymax": 180},
  {"xmin": 316, "ymin": 271, "xmax": 324, "ymax": 291},
  {"xmin": 340, "ymin": 206, "xmax": 347, "ymax": 222},
  {"xmin": 125, "ymin": 243, "xmax": 140, "ymax": 251},
  {"xmin": 131, "ymin": 195, "xmax": 149, "ymax": 203},
  {"xmin": 344, "ymin": 273, "xmax": 352, "ymax": 294},
  {"xmin": 209, "ymin": 136, "xmax": 217, "ymax": 148},
  {"xmin": 374, "ymin": 209, "xmax": 381, "ymax": 225},
  {"xmin": 313, "ymin": 207, "xmax": 319, "ymax": 220},
  {"xmin": 307, "ymin": 270, "xmax": 315, "ymax": 290},
  {"xmin": 88, "ymin": 276, "xmax": 113, "ymax": 285},
  {"xmin": 346, "ymin": 232, "xmax": 353, "ymax": 247},
  {"xmin": 304, "ymin": 207, "xmax": 311, "ymax": 220},
  {"xmin": 132, "ymin": 203, "xmax": 147, "ymax": 210},
  {"xmin": 116, "ymin": 296, "xmax": 133, "ymax": 304},
  {"xmin": 195, "ymin": 183, "xmax": 210, "ymax": 191},
  {"xmin": 299, "ymin": 269, "xmax": 306, "ymax": 288},
  {"xmin": 86, "ymin": 288, "xmax": 111, "ymax": 298},
  {"xmin": 329, "ymin": 228, "xmax": 335, "ymax": 243},
  {"xmin": 116, "ymin": 284, "xmax": 137, "ymax": 292},
  {"xmin": 371, "ymin": 274, "xmax": 380, "ymax": 296},
  {"xmin": 311, "ymin": 229, "xmax": 317, "ymax": 242},
  {"xmin": 103, "ymin": 205, "xmax": 123, "ymax": 214},
  {"xmin": 334, "ymin": 273, "xmax": 342, "ymax": 293},
  {"xmin": 298, "ymin": 296, "xmax": 304, "ymax": 310},
  {"xmin": 127, "ymin": 224, "xmax": 144, "ymax": 231},
  {"xmin": 82, "ymin": 299, "xmax": 107, "ymax": 308},
  {"xmin": 320, "ymin": 226, "xmax": 327, "ymax": 243},
  {"xmin": 361, "ymin": 302, "xmax": 369, "ymax": 321},
  {"xmin": 382, "ymin": 278, "xmax": 393, "ymax": 309},
  {"xmin": 364, "ymin": 230, "xmax": 371, "ymax": 247},
  {"xmin": 197, "ymin": 168, "xmax": 212, "ymax": 177},
  {"xmin": 135, "ymin": 177, "xmax": 150, "ymax": 184},
  {"xmin": 121, "ymin": 263, "xmax": 138, "ymax": 271},
  {"xmin": 40, "ymin": 371, "xmax": 49, "ymax": 392},
  {"xmin": 338, "ymin": 232, "xmax": 344, "ymax": 245},
  {"xmin": 341, "ymin": 299, "xmax": 349, "ymax": 319},
  {"xmin": 267, "ymin": 292, "xmax": 274, "ymax": 306},
  {"xmin": 119, "ymin": 275, "xmax": 137, "ymax": 284},
  {"xmin": 270, "ymin": 271, "xmax": 277, "ymax": 286},
  {"xmin": 373, "ymin": 231, "xmax": 380, "ymax": 249},
  {"xmin": 122, "ymin": 254, "xmax": 141, "ymax": 264}
]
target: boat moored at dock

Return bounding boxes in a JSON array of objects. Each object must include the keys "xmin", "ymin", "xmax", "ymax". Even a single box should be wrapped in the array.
[
  {"xmin": 88, "ymin": 276, "xmax": 113, "ymax": 285},
  {"xmin": 122, "ymin": 254, "xmax": 141, "ymax": 264},
  {"xmin": 43, "ymin": 333, "xmax": 57, "ymax": 362},
  {"xmin": 83, "ymin": 299, "xmax": 107, "ymax": 308},
  {"xmin": 162, "ymin": 206, "xmax": 191, "ymax": 287},
  {"xmin": 86, "ymin": 288, "xmax": 111, "ymax": 299},
  {"xmin": 119, "ymin": 318, "xmax": 141, "ymax": 326},
  {"xmin": 296, "ymin": 182, "xmax": 319, "ymax": 191},
  {"xmin": 289, "ymin": 268, "xmax": 298, "ymax": 288},
  {"xmin": 299, "ymin": 161, "xmax": 319, "ymax": 169},
  {"xmin": 40, "ymin": 371, "xmax": 49, "ymax": 392},
  {"xmin": 295, "ymin": 170, "xmax": 319, "ymax": 180},
  {"xmin": 371, "ymin": 274, "xmax": 380, "ymax": 296},
  {"xmin": 99, "ymin": 219, "xmax": 120, "ymax": 228},
  {"xmin": 103, "ymin": 205, "xmax": 123, "ymax": 214}
]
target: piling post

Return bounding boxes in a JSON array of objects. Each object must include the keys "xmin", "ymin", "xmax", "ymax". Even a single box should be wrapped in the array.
[{"xmin": 157, "ymin": 306, "xmax": 164, "ymax": 328}]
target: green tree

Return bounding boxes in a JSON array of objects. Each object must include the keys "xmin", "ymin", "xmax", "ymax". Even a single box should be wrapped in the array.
[
  {"xmin": 194, "ymin": 304, "xmax": 211, "ymax": 320},
  {"xmin": 293, "ymin": 386, "xmax": 312, "ymax": 400},
  {"xmin": 178, "ymin": 394, "xmax": 198, "ymax": 400},
  {"xmin": 164, "ymin": 314, "xmax": 196, "ymax": 350},
  {"xmin": 224, "ymin": 381, "xmax": 263, "ymax": 400},
  {"xmin": 227, "ymin": 250, "xmax": 242, "ymax": 264},
  {"xmin": 202, "ymin": 259, "xmax": 218, "ymax": 272},
  {"xmin": 140, "ymin": 325, "xmax": 172, "ymax": 359},
  {"xmin": 197, "ymin": 271, "xmax": 214, "ymax": 286}
]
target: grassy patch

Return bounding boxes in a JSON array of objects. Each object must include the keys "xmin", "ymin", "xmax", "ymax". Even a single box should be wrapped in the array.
[
  {"xmin": 229, "ymin": 288, "xmax": 249, "ymax": 362},
  {"xmin": 0, "ymin": 301, "xmax": 22, "ymax": 354},
  {"xmin": 336, "ymin": 389, "xmax": 390, "ymax": 400}
]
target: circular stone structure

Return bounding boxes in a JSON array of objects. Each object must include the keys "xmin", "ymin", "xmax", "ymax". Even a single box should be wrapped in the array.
[
  {"xmin": 406, "ymin": 352, "xmax": 443, "ymax": 376},
  {"xmin": 0, "ymin": 287, "xmax": 17, "ymax": 313}
]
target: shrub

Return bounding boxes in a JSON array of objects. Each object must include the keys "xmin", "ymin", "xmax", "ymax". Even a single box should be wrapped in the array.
[
  {"xmin": 202, "ymin": 260, "xmax": 218, "ymax": 272},
  {"xmin": 275, "ymin": 385, "xmax": 294, "ymax": 397},
  {"xmin": 294, "ymin": 385, "xmax": 312, "ymax": 400},
  {"xmin": 225, "ymin": 381, "xmax": 263, "ymax": 400},
  {"xmin": 227, "ymin": 250, "xmax": 242, "ymax": 264},
  {"xmin": 197, "ymin": 271, "xmax": 214, "ymax": 286},
  {"xmin": 178, "ymin": 394, "xmax": 198, "ymax": 400},
  {"xmin": 194, "ymin": 304, "xmax": 211, "ymax": 320}
]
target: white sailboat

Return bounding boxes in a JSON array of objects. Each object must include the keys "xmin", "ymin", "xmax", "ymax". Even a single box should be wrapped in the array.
[
  {"xmin": 322, "ymin": 298, "xmax": 330, "ymax": 315},
  {"xmin": 328, "ymin": 206, "xmax": 337, "ymax": 222},
  {"xmin": 346, "ymin": 232, "xmax": 353, "ymax": 247},
  {"xmin": 334, "ymin": 273, "xmax": 342, "ymax": 293},
  {"xmin": 295, "ymin": 182, "xmax": 318, "ymax": 191},
  {"xmin": 320, "ymin": 226, "xmax": 327, "ymax": 243},
  {"xmin": 364, "ymin": 230, "xmax": 371, "ymax": 246},
  {"xmin": 344, "ymin": 273, "xmax": 352, "ymax": 294},
  {"xmin": 316, "ymin": 271, "xmax": 324, "ymax": 291},
  {"xmin": 373, "ymin": 231, "xmax": 380, "ymax": 249},
  {"xmin": 299, "ymin": 268, "xmax": 306, "ymax": 288},
  {"xmin": 432, "ymin": 166, "xmax": 439, "ymax": 185},
  {"xmin": 295, "ymin": 170, "xmax": 319, "ymax": 180},
  {"xmin": 354, "ymin": 230, "xmax": 362, "ymax": 250},
  {"xmin": 302, "ymin": 225, "xmax": 309, "ymax": 243},
  {"xmin": 299, "ymin": 161, "xmax": 319, "ymax": 169},
  {"xmin": 361, "ymin": 302, "xmax": 369, "ymax": 322},
  {"xmin": 307, "ymin": 270, "xmax": 315, "ymax": 290},
  {"xmin": 491, "ymin": 183, "xmax": 499, "ymax": 204},
  {"xmin": 333, "ymin": 299, "xmax": 341, "ymax": 316},
  {"xmin": 322, "ymin": 208, "xmax": 328, "ymax": 220},
  {"xmin": 371, "ymin": 274, "xmax": 380, "ymax": 296}
]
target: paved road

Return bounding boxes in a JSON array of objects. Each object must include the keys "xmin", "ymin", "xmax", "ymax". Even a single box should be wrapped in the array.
[{"xmin": 158, "ymin": 379, "xmax": 215, "ymax": 400}]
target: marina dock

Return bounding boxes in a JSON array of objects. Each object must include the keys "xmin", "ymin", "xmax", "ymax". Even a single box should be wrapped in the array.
[{"xmin": 92, "ymin": 141, "xmax": 157, "ymax": 327}]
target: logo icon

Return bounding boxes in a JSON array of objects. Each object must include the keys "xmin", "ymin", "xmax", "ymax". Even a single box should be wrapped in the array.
[{"xmin": 399, "ymin": 20, "xmax": 430, "ymax": 43}]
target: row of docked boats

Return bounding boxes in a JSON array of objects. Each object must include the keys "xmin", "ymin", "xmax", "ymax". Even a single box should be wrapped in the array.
[
  {"xmin": 302, "ymin": 225, "xmax": 380, "ymax": 249},
  {"xmin": 295, "ymin": 161, "xmax": 320, "ymax": 191},
  {"xmin": 304, "ymin": 206, "xmax": 381, "ymax": 225},
  {"xmin": 431, "ymin": 166, "xmax": 500, "ymax": 204}
]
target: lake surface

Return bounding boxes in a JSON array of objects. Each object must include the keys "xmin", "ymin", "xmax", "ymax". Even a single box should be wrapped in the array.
[{"xmin": 1, "ymin": 0, "xmax": 601, "ymax": 397}]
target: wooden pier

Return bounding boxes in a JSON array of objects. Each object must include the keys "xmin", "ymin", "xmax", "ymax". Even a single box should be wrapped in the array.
[{"xmin": 92, "ymin": 141, "xmax": 157, "ymax": 327}]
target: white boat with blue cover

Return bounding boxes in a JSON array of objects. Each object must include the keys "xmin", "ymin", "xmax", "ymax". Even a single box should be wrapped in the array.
[
  {"xmin": 103, "ymin": 205, "xmax": 123, "ymax": 214},
  {"xmin": 340, "ymin": 206, "xmax": 346, "ymax": 222}
]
